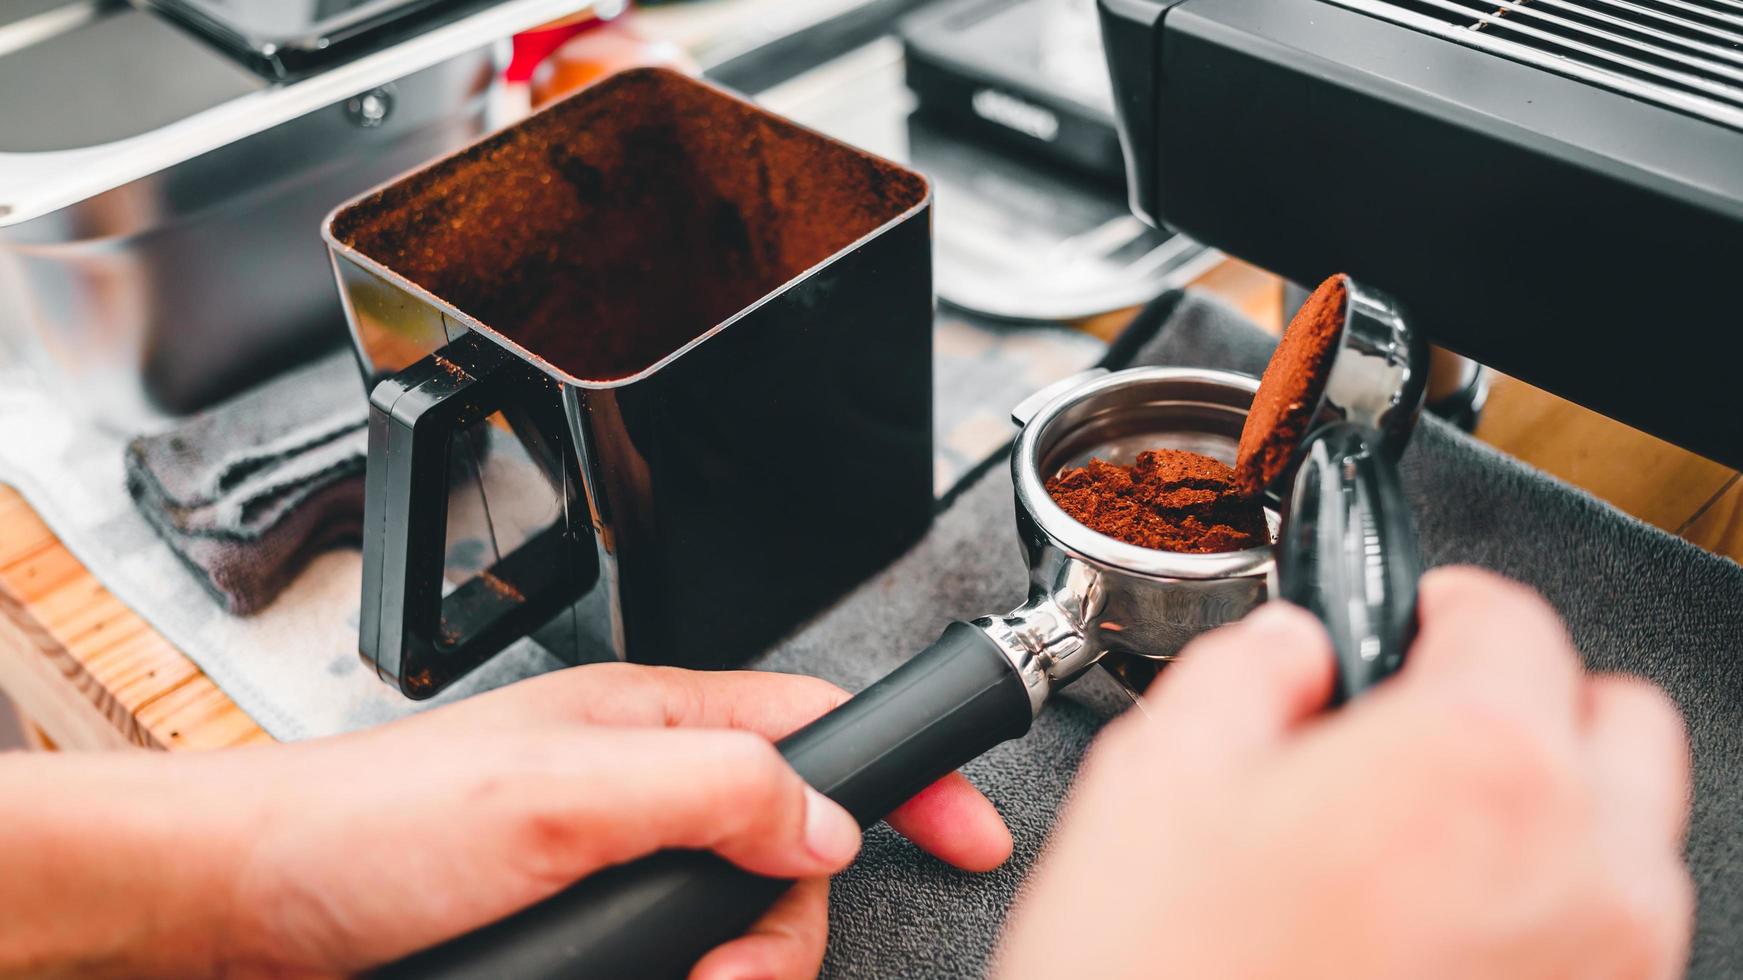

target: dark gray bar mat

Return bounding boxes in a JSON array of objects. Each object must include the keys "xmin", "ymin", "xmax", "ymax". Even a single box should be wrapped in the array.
[{"xmin": 754, "ymin": 291, "xmax": 1743, "ymax": 978}]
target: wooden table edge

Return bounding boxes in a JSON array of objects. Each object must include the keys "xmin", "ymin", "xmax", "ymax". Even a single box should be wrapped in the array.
[{"xmin": 0, "ymin": 484, "xmax": 270, "ymax": 752}]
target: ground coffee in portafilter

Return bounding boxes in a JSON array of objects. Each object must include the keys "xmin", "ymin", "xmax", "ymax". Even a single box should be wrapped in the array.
[
  {"xmin": 1047, "ymin": 450, "xmax": 1268, "ymax": 553},
  {"xmin": 1045, "ymin": 275, "xmax": 1350, "ymax": 553}
]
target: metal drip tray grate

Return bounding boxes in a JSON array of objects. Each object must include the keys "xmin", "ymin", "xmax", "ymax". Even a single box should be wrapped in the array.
[{"xmin": 1322, "ymin": 0, "xmax": 1743, "ymax": 128}]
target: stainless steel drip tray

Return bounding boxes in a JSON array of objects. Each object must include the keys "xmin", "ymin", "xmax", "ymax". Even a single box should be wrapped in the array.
[
  {"xmin": 0, "ymin": 6, "xmax": 265, "ymax": 153},
  {"xmin": 0, "ymin": 0, "xmax": 590, "ymax": 424},
  {"xmin": 0, "ymin": 0, "xmax": 586, "ymax": 230}
]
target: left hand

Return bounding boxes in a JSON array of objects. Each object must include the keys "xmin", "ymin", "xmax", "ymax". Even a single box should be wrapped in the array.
[{"xmin": 0, "ymin": 664, "xmax": 1012, "ymax": 980}]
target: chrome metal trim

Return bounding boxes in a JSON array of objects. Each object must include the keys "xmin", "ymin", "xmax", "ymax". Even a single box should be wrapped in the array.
[
  {"xmin": 1012, "ymin": 366, "xmax": 1279, "ymax": 582},
  {"xmin": 1322, "ymin": 277, "xmax": 1428, "ymax": 457},
  {"xmin": 0, "ymin": 0, "xmax": 105, "ymax": 59},
  {"xmin": 0, "ymin": 0, "xmax": 592, "ymax": 228},
  {"xmin": 1321, "ymin": 0, "xmax": 1743, "ymax": 130},
  {"xmin": 1516, "ymin": 0, "xmax": 1743, "ymax": 66},
  {"xmin": 975, "ymin": 583, "xmax": 1104, "ymax": 719}
]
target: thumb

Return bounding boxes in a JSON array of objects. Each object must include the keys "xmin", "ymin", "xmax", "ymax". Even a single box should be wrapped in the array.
[
  {"xmin": 1142, "ymin": 602, "xmax": 1336, "ymax": 763},
  {"xmin": 526, "ymin": 727, "xmax": 862, "ymax": 882}
]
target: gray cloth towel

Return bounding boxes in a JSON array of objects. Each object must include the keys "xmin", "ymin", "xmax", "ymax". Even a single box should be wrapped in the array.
[
  {"xmin": 754, "ymin": 292, "xmax": 1742, "ymax": 978},
  {"xmin": 117, "ymin": 319, "xmax": 1105, "ymax": 619},
  {"xmin": 124, "ymin": 352, "xmax": 369, "ymax": 614}
]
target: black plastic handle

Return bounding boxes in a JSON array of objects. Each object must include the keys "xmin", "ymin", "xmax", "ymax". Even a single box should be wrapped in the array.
[
  {"xmin": 377, "ymin": 621, "xmax": 1034, "ymax": 980},
  {"xmin": 360, "ymin": 331, "xmax": 575, "ymax": 699},
  {"xmin": 1277, "ymin": 422, "xmax": 1422, "ymax": 703},
  {"xmin": 378, "ymin": 620, "xmax": 1031, "ymax": 969}
]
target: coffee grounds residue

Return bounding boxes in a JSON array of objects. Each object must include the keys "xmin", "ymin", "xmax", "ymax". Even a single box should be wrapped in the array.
[
  {"xmin": 1045, "ymin": 450, "xmax": 1269, "ymax": 554},
  {"xmin": 1233, "ymin": 275, "xmax": 1348, "ymax": 498},
  {"xmin": 331, "ymin": 68, "xmax": 928, "ymax": 383}
]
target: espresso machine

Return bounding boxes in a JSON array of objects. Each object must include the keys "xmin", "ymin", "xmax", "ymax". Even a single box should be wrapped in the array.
[{"xmin": 1098, "ymin": 0, "xmax": 1743, "ymax": 468}]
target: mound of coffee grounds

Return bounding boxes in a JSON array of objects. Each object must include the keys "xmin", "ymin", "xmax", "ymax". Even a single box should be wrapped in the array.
[
  {"xmin": 1045, "ymin": 450, "xmax": 1268, "ymax": 554},
  {"xmin": 1233, "ymin": 275, "xmax": 1348, "ymax": 498},
  {"xmin": 1045, "ymin": 274, "xmax": 1351, "ymax": 553}
]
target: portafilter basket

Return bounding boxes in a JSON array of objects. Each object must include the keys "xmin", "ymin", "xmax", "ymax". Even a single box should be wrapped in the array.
[{"xmin": 382, "ymin": 278, "xmax": 1428, "ymax": 980}]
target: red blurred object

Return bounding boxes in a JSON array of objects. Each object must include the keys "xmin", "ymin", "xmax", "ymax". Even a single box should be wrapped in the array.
[
  {"xmin": 531, "ymin": 22, "xmax": 697, "ymax": 107},
  {"xmin": 507, "ymin": 11, "xmax": 601, "ymax": 83}
]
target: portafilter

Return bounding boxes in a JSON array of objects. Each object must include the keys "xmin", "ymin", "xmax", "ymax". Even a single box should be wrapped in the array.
[{"xmin": 380, "ymin": 276, "xmax": 1428, "ymax": 980}]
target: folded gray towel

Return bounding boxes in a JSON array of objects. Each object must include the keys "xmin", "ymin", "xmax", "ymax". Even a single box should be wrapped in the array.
[
  {"xmin": 756, "ymin": 292, "xmax": 1742, "ymax": 978},
  {"xmin": 118, "ymin": 316, "xmax": 1106, "ymax": 618},
  {"xmin": 124, "ymin": 352, "xmax": 368, "ymax": 614}
]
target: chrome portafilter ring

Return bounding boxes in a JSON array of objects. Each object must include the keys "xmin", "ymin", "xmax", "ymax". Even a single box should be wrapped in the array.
[
  {"xmin": 995, "ymin": 367, "xmax": 1283, "ymax": 706},
  {"xmin": 1321, "ymin": 276, "xmax": 1430, "ymax": 460}
]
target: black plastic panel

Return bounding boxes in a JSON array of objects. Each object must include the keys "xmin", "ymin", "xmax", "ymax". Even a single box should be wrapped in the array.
[{"xmin": 1110, "ymin": 0, "xmax": 1743, "ymax": 465}]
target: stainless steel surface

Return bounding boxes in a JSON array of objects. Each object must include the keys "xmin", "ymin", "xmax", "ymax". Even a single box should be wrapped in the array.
[
  {"xmin": 1322, "ymin": 276, "xmax": 1429, "ymax": 456},
  {"xmin": 0, "ymin": 0, "xmax": 591, "ymax": 421},
  {"xmin": 978, "ymin": 279, "xmax": 1426, "ymax": 708},
  {"xmin": 1325, "ymin": 0, "xmax": 1743, "ymax": 129},
  {"xmin": 0, "ymin": 7, "xmax": 265, "ymax": 152},
  {"xmin": 1010, "ymin": 367, "xmax": 1111, "ymax": 427},
  {"xmin": 0, "ymin": 0, "xmax": 107, "ymax": 59},
  {"xmin": 0, "ymin": 0, "xmax": 587, "ymax": 225},
  {"xmin": 759, "ymin": 37, "xmax": 1221, "ymax": 321},
  {"xmin": 1, "ymin": 48, "xmax": 500, "ymax": 421}
]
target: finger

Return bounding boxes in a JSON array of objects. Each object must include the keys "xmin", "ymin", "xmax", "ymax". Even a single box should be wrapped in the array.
[
  {"xmin": 448, "ymin": 668, "xmax": 1014, "ymax": 872},
  {"xmin": 525, "ymin": 727, "xmax": 861, "ymax": 880},
  {"xmin": 1406, "ymin": 567, "xmax": 1584, "ymax": 733},
  {"xmin": 1583, "ymin": 675, "xmax": 1692, "ymax": 851},
  {"xmin": 1629, "ymin": 866, "xmax": 1697, "ymax": 980},
  {"xmin": 1140, "ymin": 602, "xmax": 1336, "ymax": 761},
  {"xmin": 689, "ymin": 877, "xmax": 830, "ymax": 980},
  {"xmin": 885, "ymin": 773, "xmax": 1014, "ymax": 873},
  {"xmin": 425, "ymin": 663, "xmax": 851, "ymax": 741}
]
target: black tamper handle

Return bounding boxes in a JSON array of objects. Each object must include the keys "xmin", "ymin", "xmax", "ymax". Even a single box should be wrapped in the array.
[
  {"xmin": 1277, "ymin": 422, "xmax": 1423, "ymax": 703},
  {"xmin": 377, "ymin": 622, "xmax": 1035, "ymax": 980}
]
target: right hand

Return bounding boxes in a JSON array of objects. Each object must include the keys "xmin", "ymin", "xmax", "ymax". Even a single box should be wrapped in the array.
[{"xmin": 998, "ymin": 566, "xmax": 1693, "ymax": 980}]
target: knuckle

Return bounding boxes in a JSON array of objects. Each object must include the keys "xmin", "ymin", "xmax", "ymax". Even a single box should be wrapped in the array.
[
  {"xmin": 1168, "ymin": 626, "xmax": 1258, "ymax": 685},
  {"xmin": 1078, "ymin": 714, "xmax": 1153, "ymax": 783},
  {"xmin": 499, "ymin": 788, "xmax": 595, "ymax": 884},
  {"xmin": 1423, "ymin": 567, "xmax": 1557, "ymax": 625},
  {"xmin": 712, "ymin": 731, "xmax": 795, "ymax": 803},
  {"xmin": 510, "ymin": 803, "xmax": 591, "ymax": 882},
  {"xmin": 790, "ymin": 673, "xmax": 852, "ymax": 711},
  {"xmin": 484, "ymin": 737, "xmax": 607, "ymax": 881},
  {"xmin": 1609, "ymin": 678, "xmax": 1688, "ymax": 744},
  {"xmin": 1428, "ymin": 700, "xmax": 1578, "ymax": 825},
  {"xmin": 1592, "ymin": 878, "xmax": 1688, "ymax": 977}
]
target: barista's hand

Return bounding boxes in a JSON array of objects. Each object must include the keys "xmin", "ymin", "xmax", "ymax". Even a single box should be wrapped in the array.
[
  {"xmin": 0, "ymin": 666, "xmax": 1011, "ymax": 980},
  {"xmin": 998, "ymin": 567, "xmax": 1692, "ymax": 980}
]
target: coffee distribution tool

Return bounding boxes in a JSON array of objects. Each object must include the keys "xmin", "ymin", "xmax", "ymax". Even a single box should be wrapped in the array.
[{"xmin": 380, "ymin": 275, "xmax": 1428, "ymax": 979}]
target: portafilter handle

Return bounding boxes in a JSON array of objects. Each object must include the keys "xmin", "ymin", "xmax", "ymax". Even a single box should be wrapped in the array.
[
  {"xmin": 373, "ymin": 623, "xmax": 1040, "ymax": 980},
  {"xmin": 1276, "ymin": 421, "xmax": 1422, "ymax": 703}
]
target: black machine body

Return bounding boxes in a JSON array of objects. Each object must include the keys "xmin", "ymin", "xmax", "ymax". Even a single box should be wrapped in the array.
[{"xmin": 1099, "ymin": 0, "xmax": 1743, "ymax": 467}]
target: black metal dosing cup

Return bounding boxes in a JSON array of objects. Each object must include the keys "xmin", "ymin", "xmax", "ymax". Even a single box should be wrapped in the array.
[{"xmin": 324, "ymin": 69, "xmax": 936, "ymax": 698}]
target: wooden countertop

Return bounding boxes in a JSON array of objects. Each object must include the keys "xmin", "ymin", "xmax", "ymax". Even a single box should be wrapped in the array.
[
  {"xmin": 2, "ymin": 261, "xmax": 1738, "ymax": 753},
  {"xmin": 0, "ymin": 486, "xmax": 268, "ymax": 751}
]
